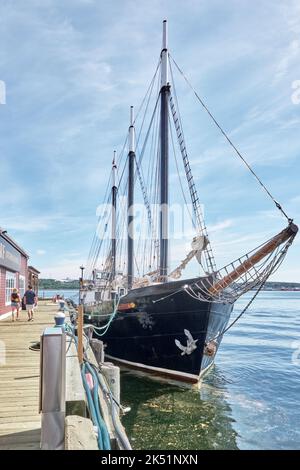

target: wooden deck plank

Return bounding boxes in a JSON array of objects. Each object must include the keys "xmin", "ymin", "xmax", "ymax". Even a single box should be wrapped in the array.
[{"xmin": 0, "ymin": 301, "xmax": 59, "ymax": 450}]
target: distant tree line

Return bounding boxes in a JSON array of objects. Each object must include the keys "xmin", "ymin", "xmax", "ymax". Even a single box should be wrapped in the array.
[
  {"xmin": 263, "ymin": 281, "xmax": 300, "ymax": 289},
  {"xmin": 39, "ymin": 279, "xmax": 80, "ymax": 289},
  {"xmin": 38, "ymin": 279, "xmax": 299, "ymax": 290}
]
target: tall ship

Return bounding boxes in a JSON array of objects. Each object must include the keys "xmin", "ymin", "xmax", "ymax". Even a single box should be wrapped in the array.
[{"xmin": 82, "ymin": 21, "xmax": 298, "ymax": 385}]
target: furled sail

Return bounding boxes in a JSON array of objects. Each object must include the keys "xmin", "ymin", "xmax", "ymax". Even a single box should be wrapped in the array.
[{"xmin": 169, "ymin": 235, "xmax": 209, "ymax": 279}]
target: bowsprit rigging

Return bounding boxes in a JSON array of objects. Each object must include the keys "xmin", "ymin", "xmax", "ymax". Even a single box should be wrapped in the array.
[{"xmin": 82, "ymin": 20, "xmax": 298, "ymax": 385}]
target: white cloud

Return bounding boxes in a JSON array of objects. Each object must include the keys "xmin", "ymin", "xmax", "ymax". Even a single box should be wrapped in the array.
[
  {"xmin": 273, "ymin": 39, "xmax": 300, "ymax": 83},
  {"xmin": 1, "ymin": 0, "xmax": 299, "ymax": 283},
  {"xmin": 208, "ymin": 219, "xmax": 233, "ymax": 233},
  {"xmin": 0, "ymin": 215, "xmax": 62, "ymax": 233},
  {"xmin": 39, "ymin": 259, "xmax": 83, "ymax": 279}
]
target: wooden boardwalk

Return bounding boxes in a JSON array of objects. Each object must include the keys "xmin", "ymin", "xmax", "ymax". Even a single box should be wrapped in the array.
[{"xmin": 0, "ymin": 301, "xmax": 57, "ymax": 450}]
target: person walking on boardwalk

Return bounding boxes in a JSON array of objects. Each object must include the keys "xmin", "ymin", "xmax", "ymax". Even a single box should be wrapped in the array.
[
  {"xmin": 24, "ymin": 285, "xmax": 37, "ymax": 322},
  {"xmin": 11, "ymin": 288, "xmax": 21, "ymax": 322}
]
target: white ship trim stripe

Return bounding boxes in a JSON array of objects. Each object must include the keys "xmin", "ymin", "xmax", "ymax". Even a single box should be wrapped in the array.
[
  {"xmin": 199, "ymin": 361, "xmax": 214, "ymax": 377},
  {"xmin": 105, "ymin": 354, "xmax": 200, "ymax": 381}
]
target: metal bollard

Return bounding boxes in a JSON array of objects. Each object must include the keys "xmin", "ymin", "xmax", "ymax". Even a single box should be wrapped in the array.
[
  {"xmin": 58, "ymin": 300, "xmax": 65, "ymax": 311},
  {"xmin": 39, "ymin": 327, "xmax": 66, "ymax": 449}
]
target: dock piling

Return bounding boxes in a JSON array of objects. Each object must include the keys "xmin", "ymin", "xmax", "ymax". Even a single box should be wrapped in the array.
[{"xmin": 77, "ymin": 305, "xmax": 84, "ymax": 364}]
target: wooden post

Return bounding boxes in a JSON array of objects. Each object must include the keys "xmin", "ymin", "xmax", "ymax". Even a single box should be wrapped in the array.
[{"xmin": 77, "ymin": 305, "xmax": 84, "ymax": 365}]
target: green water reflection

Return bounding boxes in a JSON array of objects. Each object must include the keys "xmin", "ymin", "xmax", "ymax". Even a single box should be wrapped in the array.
[{"xmin": 121, "ymin": 370, "xmax": 238, "ymax": 450}]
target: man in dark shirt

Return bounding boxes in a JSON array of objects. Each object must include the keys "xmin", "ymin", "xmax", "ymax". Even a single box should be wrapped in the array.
[{"xmin": 24, "ymin": 285, "xmax": 37, "ymax": 322}]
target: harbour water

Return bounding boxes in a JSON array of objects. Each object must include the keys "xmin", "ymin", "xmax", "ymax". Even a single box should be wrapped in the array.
[
  {"xmin": 121, "ymin": 291, "xmax": 300, "ymax": 450},
  {"xmin": 39, "ymin": 289, "xmax": 79, "ymax": 301}
]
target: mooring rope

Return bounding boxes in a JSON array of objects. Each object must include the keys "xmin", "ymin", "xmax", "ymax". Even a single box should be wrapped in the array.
[{"xmin": 82, "ymin": 297, "xmax": 121, "ymax": 337}]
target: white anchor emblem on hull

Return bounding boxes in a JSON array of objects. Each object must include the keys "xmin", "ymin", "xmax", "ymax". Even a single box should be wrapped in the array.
[{"xmin": 175, "ymin": 329, "xmax": 198, "ymax": 356}]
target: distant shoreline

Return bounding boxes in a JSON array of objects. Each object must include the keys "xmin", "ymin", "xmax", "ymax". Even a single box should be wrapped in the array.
[
  {"xmin": 40, "ymin": 288, "xmax": 78, "ymax": 290},
  {"xmin": 38, "ymin": 280, "xmax": 300, "ymax": 291}
]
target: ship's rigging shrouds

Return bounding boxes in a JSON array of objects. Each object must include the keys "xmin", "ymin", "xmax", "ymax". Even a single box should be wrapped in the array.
[{"xmin": 85, "ymin": 39, "xmax": 298, "ymax": 317}]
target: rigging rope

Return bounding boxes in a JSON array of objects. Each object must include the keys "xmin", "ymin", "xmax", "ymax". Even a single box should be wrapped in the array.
[
  {"xmin": 205, "ymin": 279, "xmax": 267, "ymax": 347},
  {"xmin": 134, "ymin": 59, "xmax": 161, "ymax": 127},
  {"xmin": 86, "ymin": 61, "xmax": 161, "ymax": 280},
  {"xmin": 168, "ymin": 60, "xmax": 217, "ymax": 273},
  {"xmin": 206, "ymin": 233, "xmax": 291, "ymax": 343},
  {"xmin": 169, "ymin": 54, "xmax": 292, "ymax": 223}
]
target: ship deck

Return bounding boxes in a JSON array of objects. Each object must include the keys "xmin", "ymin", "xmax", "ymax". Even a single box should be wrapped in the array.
[{"xmin": 0, "ymin": 300, "xmax": 55, "ymax": 450}]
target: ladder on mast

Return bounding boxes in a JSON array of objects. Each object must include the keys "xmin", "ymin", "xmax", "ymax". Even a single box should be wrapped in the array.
[{"xmin": 169, "ymin": 93, "xmax": 217, "ymax": 273}]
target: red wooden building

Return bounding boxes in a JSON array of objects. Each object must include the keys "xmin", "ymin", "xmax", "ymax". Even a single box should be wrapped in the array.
[{"xmin": 0, "ymin": 230, "xmax": 29, "ymax": 318}]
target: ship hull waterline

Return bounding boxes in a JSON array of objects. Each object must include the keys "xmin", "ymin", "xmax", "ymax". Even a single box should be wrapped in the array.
[{"xmin": 84, "ymin": 278, "xmax": 233, "ymax": 385}]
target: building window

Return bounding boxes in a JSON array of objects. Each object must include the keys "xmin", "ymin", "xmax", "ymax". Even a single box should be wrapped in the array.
[
  {"xmin": 19, "ymin": 275, "xmax": 25, "ymax": 299},
  {"xmin": 118, "ymin": 287, "xmax": 126, "ymax": 297},
  {"xmin": 6, "ymin": 272, "xmax": 16, "ymax": 305}
]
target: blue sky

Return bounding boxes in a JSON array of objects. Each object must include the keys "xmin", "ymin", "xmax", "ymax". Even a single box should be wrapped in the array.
[{"xmin": 0, "ymin": 0, "xmax": 299, "ymax": 281}]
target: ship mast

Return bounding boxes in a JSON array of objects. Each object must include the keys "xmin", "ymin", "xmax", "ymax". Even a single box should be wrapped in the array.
[
  {"xmin": 111, "ymin": 151, "xmax": 117, "ymax": 282},
  {"xmin": 159, "ymin": 19, "xmax": 170, "ymax": 280},
  {"xmin": 128, "ymin": 106, "xmax": 135, "ymax": 289}
]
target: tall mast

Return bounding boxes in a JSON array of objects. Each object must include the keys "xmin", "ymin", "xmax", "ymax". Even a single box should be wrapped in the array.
[
  {"xmin": 127, "ymin": 106, "xmax": 135, "ymax": 289},
  {"xmin": 159, "ymin": 19, "xmax": 170, "ymax": 280},
  {"xmin": 111, "ymin": 151, "xmax": 117, "ymax": 282}
]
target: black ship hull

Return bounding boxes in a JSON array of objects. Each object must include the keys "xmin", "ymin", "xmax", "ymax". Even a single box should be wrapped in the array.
[{"xmin": 85, "ymin": 278, "xmax": 233, "ymax": 384}]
